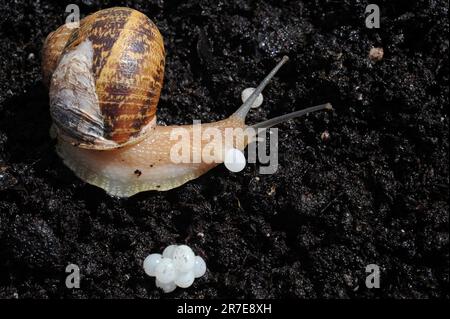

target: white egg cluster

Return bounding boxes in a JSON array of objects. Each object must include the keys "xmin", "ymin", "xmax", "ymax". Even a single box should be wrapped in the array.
[{"xmin": 143, "ymin": 245, "xmax": 206, "ymax": 293}]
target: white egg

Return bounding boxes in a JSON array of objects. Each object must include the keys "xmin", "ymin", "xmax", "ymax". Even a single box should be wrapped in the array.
[
  {"xmin": 241, "ymin": 87, "xmax": 263, "ymax": 108},
  {"xmin": 193, "ymin": 256, "xmax": 207, "ymax": 278},
  {"xmin": 143, "ymin": 253, "xmax": 162, "ymax": 277},
  {"xmin": 155, "ymin": 258, "xmax": 177, "ymax": 284},
  {"xmin": 162, "ymin": 245, "xmax": 178, "ymax": 259},
  {"xmin": 174, "ymin": 271, "xmax": 195, "ymax": 288},
  {"xmin": 172, "ymin": 245, "xmax": 195, "ymax": 272},
  {"xmin": 156, "ymin": 279, "xmax": 177, "ymax": 293},
  {"xmin": 224, "ymin": 148, "xmax": 246, "ymax": 172}
]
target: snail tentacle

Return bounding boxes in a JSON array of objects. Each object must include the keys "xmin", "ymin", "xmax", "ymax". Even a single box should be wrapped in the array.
[
  {"xmin": 233, "ymin": 56, "xmax": 289, "ymax": 119},
  {"xmin": 232, "ymin": 56, "xmax": 331, "ymax": 131},
  {"xmin": 251, "ymin": 103, "xmax": 333, "ymax": 130}
]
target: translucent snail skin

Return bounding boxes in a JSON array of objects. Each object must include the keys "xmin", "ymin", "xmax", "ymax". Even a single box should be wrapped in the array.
[{"xmin": 42, "ymin": 7, "xmax": 331, "ymax": 197}]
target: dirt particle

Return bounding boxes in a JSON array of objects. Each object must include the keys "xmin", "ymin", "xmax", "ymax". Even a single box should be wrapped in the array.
[
  {"xmin": 321, "ymin": 130, "xmax": 330, "ymax": 142},
  {"xmin": 267, "ymin": 185, "xmax": 276, "ymax": 196},
  {"xmin": 369, "ymin": 47, "xmax": 384, "ymax": 62}
]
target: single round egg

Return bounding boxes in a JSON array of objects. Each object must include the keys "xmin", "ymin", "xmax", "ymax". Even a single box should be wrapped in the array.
[
  {"xmin": 174, "ymin": 271, "xmax": 195, "ymax": 288},
  {"xmin": 155, "ymin": 258, "xmax": 177, "ymax": 284},
  {"xmin": 193, "ymin": 256, "xmax": 207, "ymax": 278},
  {"xmin": 156, "ymin": 279, "xmax": 177, "ymax": 293},
  {"xmin": 143, "ymin": 253, "xmax": 162, "ymax": 277},
  {"xmin": 172, "ymin": 245, "xmax": 195, "ymax": 272},
  {"xmin": 224, "ymin": 148, "xmax": 246, "ymax": 172},
  {"xmin": 162, "ymin": 245, "xmax": 178, "ymax": 259},
  {"xmin": 241, "ymin": 87, "xmax": 263, "ymax": 108}
]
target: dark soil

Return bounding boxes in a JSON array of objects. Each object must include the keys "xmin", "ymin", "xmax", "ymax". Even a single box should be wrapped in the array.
[{"xmin": 0, "ymin": 0, "xmax": 448, "ymax": 299}]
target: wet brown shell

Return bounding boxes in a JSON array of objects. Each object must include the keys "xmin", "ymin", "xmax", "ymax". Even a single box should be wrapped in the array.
[
  {"xmin": 42, "ymin": 7, "xmax": 165, "ymax": 149},
  {"xmin": 42, "ymin": 24, "xmax": 73, "ymax": 87}
]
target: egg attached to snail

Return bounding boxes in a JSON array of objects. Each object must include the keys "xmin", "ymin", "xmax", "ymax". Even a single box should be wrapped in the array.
[{"xmin": 42, "ymin": 7, "xmax": 331, "ymax": 197}]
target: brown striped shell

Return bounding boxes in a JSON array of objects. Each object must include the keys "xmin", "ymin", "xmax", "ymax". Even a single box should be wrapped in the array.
[{"xmin": 42, "ymin": 7, "xmax": 165, "ymax": 149}]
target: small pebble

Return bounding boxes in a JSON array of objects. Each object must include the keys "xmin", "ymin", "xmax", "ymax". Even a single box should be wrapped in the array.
[
  {"xmin": 241, "ymin": 87, "xmax": 263, "ymax": 108},
  {"xmin": 224, "ymin": 148, "xmax": 246, "ymax": 172},
  {"xmin": 369, "ymin": 47, "xmax": 384, "ymax": 62},
  {"xmin": 321, "ymin": 130, "xmax": 330, "ymax": 141}
]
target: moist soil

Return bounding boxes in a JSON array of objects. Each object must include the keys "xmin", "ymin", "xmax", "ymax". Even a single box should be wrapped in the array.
[{"xmin": 0, "ymin": 0, "xmax": 448, "ymax": 298}]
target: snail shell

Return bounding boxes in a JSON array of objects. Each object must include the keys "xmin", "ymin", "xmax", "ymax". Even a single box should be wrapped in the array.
[{"xmin": 42, "ymin": 7, "xmax": 165, "ymax": 150}]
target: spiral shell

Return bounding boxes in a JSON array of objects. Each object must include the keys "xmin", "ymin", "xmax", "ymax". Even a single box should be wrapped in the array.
[{"xmin": 42, "ymin": 7, "xmax": 165, "ymax": 149}]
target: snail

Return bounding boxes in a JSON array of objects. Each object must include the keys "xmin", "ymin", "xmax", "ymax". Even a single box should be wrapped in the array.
[{"xmin": 42, "ymin": 7, "xmax": 331, "ymax": 198}]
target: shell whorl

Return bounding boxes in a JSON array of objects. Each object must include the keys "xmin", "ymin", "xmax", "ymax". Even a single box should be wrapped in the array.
[{"xmin": 43, "ymin": 7, "xmax": 165, "ymax": 149}]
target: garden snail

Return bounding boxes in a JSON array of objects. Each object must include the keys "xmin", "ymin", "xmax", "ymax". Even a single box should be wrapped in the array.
[{"xmin": 42, "ymin": 7, "xmax": 331, "ymax": 198}]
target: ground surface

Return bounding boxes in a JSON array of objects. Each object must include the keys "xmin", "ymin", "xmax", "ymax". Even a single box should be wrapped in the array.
[{"xmin": 0, "ymin": 0, "xmax": 448, "ymax": 299}]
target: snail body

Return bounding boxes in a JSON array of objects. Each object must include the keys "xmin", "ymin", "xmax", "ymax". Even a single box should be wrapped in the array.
[
  {"xmin": 43, "ymin": 7, "xmax": 331, "ymax": 197},
  {"xmin": 58, "ymin": 117, "xmax": 245, "ymax": 196}
]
